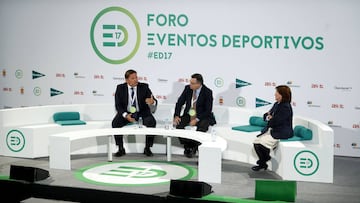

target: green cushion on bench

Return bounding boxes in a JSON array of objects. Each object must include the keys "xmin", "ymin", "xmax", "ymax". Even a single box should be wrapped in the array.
[
  {"xmin": 281, "ymin": 125, "xmax": 312, "ymax": 142},
  {"xmin": 255, "ymin": 179, "xmax": 297, "ymax": 202},
  {"xmin": 232, "ymin": 116, "xmax": 266, "ymax": 132},
  {"xmin": 232, "ymin": 125, "xmax": 264, "ymax": 132},
  {"xmin": 53, "ymin": 112, "xmax": 80, "ymax": 121},
  {"xmin": 294, "ymin": 125, "xmax": 312, "ymax": 140},
  {"xmin": 249, "ymin": 116, "xmax": 267, "ymax": 127},
  {"xmin": 53, "ymin": 112, "xmax": 86, "ymax": 126}
]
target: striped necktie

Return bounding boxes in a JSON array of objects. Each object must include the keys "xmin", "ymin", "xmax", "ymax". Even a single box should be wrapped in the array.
[{"xmin": 131, "ymin": 87, "xmax": 136, "ymax": 106}]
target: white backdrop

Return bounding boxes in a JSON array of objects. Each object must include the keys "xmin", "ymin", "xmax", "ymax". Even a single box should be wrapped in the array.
[{"xmin": 0, "ymin": 0, "xmax": 359, "ymax": 157}]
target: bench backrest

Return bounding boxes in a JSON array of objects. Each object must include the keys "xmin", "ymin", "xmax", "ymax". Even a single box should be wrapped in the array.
[
  {"xmin": 0, "ymin": 104, "xmax": 86, "ymax": 127},
  {"xmin": 1, "ymin": 104, "xmax": 333, "ymax": 150},
  {"xmin": 293, "ymin": 116, "xmax": 333, "ymax": 147},
  {"xmin": 0, "ymin": 104, "xmax": 116, "ymax": 127}
]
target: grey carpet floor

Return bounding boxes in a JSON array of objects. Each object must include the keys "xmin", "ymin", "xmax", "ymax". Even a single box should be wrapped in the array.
[{"xmin": 0, "ymin": 154, "xmax": 359, "ymax": 203}]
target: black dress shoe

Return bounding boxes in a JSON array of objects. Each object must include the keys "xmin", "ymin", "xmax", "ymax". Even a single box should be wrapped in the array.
[
  {"xmin": 251, "ymin": 165, "xmax": 268, "ymax": 171},
  {"xmin": 185, "ymin": 148, "xmax": 196, "ymax": 158},
  {"xmin": 115, "ymin": 148, "xmax": 126, "ymax": 157},
  {"xmin": 185, "ymin": 150, "xmax": 193, "ymax": 158},
  {"xmin": 184, "ymin": 148, "xmax": 191, "ymax": 156},
  {"xmin": 144, "ymin": 147, "xmax": 153, "ymax": 157}
]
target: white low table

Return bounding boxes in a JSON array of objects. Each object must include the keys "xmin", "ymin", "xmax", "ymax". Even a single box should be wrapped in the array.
[{"xmin": 49, "ymin": 127, "xmax": 227, "ymax": 183}]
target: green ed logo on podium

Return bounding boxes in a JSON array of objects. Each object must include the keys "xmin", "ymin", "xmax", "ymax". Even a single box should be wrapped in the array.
[
  {"xmin": 75, "ymin": 161, "xmax": 196, "ymax": 186},
  {"xmin": 6, "ymin": 130, "xmax": 25, "ymax": 152},
  {"xmin": 90, "ymin": 7, "xmax": 141, "ymax": 64},
  {"xmin": 293, "ymin": 150, "xmax": 319, "ymax": 176}
]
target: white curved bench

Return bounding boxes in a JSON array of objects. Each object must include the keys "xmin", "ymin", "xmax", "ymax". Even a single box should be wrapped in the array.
[{"xmin": 0, "ymin": 103, "xmax": 334, "ymax": 183}]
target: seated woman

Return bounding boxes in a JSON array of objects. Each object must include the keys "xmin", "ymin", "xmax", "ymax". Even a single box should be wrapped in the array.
[{"xmin": 252, "ymin": 85, "xmax": 294, "ymax": 171}]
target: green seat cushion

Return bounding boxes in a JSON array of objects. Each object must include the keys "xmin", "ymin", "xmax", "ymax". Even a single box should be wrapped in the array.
[
  {"xmin": 281, "ymin": 125, "xmax": 312, "ymax": 142},
  {"xmin": 249, "ymin": 116, "xmax": 267, "ymax": 127},
  {"xmin": 53, "ymin": 112, "xmax": 86, "ymax": 125},
  {"xmin": 294, "ymin": 125, "xmax": 312, "ymax": 140},
  {"xmin": 53, "ymin": 112, "xmax": 80, "ymax": 122},
  {"xmin": 55, "ymin": 120, "xmax": 86, "ymax": 126},
  {"xmin": 232, "ymin": 125, "xmax": 264, "ymax": 132},
  {"xmin": 232, "ymin": 116, "xmax": 266, "ymax": 132}
]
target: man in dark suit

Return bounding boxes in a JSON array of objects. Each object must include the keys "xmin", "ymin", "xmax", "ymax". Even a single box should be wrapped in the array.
[
  {"xmin": 112, "ymin": 69, "xmax": 157, "ymax": 157},
  {"xmin": 173, "ymin": 73, "xmax": 215, "ymax": 158}
]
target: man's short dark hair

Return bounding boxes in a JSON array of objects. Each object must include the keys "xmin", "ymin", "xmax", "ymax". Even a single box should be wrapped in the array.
[
  {"xmin": 125, "ymin": 69, "xmax": 137, "ymax": 79},
  {"xmin": 191, "ymin": 73, "xmax": 203, "ymax": 85}
]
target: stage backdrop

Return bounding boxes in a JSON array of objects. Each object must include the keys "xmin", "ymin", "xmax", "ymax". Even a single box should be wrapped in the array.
[{"xmin": 0, "ymin": 0, "xmax": 359, "ymax": 157}]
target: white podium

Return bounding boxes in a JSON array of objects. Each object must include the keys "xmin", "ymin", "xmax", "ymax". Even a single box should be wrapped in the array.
[{"xmin": 198, "ymin": 141, "xmax": 222, "ymax": 183}]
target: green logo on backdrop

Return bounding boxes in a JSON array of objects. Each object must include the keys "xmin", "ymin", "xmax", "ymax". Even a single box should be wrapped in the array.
[
  {"xmin": 90, "ymin": 7, "xmax": 141, "ymax": 64},
  {"xmin": 15, "ymin": 69, "xmax": 23, "ymax": 79},
  {"xmin": 33, "ymin": 87, "xmax": 41, "ymax": 96},
  {"xmin": 214, "ymin": 77, "xmax": 224, "ymax": 87},
  {"xmin": 32, "ymin": 70, "xmax": 45, "ymax": 79},
  {"xmin": 6, "ymin": 130, "xmax": 25, "ymax": 152},
  {"xmin": 236, "ymin": 96, "xmax": 246, "ymax": 107},
  {"xmin": 50, "ymin": 88, "xmax": 63, "ymax": 97},
  {"xmin": 256, "ymin": 98, "xmax": 272, "ymax": 108},
  {"xmin": 293, "ymin": 150, "xmax": 319, "ymax": 176},
  {"xmin": 236, "ymin": 79, "xmax": 251, "ymax": 88}
]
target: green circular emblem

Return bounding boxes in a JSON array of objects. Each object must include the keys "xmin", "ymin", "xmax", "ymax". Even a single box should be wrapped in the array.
[
  {"xmin": 293, "ymin": 150, "xmax": 319, "ymax": 176},
  {"xmin": 214, "ymin": 77, "xmax": 224, "ymax": 88},
  {"xmin": 33, "ymin": 86, "xmax": 41, "ymax": 96},
  {"xmin": 236, "ymin": 96, "xmax": 246, "ymax": 107},
  {"xmin": 74, "ymin": 160, "xmax": 196, "ymax": 186},
  {"xmin": 6, "ymin": 130, "xmax": 25, "ymax": 152},
  {"xmin": 15, "ymin": 69, "xmax": 23, "ymax": 79},
  {"xmin": 188, "ymin": 109, "xmax": 196, "ymax": 117},
  {"xmin": 129, "ymin": 106, "xmax": 137, "ymax": 113},
  {"xmin": 90, "ymin": 7, "xmax": 141, "ymax": 64}
]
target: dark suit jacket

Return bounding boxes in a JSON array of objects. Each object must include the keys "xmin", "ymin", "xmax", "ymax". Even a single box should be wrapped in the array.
[
  {"xmin": 260, "ymin": 102, "xmax": 294, "ymax": 139},
  {"xmin": 174, "ymin": 84, "xmax": 213, "ymax": 121},
  {"xmin": 114, "ymin": 82, "xmax": 155, "ymax": 118}
]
